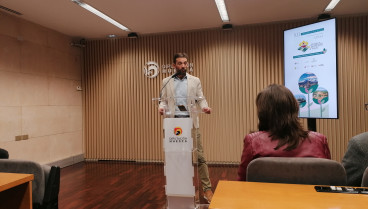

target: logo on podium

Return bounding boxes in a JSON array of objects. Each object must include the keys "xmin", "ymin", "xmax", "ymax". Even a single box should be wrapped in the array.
[{"xmin": 174, "ymin": 127, "xmax": 183, "ymax": 136}]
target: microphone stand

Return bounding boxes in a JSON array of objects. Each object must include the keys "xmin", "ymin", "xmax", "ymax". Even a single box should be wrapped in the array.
[{"xmin": 159, "ymin": 72, "xmax": 180, "ymax": 99}]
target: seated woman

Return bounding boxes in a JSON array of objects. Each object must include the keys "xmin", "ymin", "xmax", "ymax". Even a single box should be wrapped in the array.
[{"xmin": 237, "ymin": 84, "xmax": 331, "ymax": 181}]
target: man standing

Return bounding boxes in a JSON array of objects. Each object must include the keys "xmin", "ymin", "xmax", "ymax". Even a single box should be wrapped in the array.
[{"xmin": 158, "ymin": 53, "xmax": 213, "ymax": 203}]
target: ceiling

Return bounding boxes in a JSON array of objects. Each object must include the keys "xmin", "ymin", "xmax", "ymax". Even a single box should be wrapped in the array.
[{"xmin": 0, "ymin": 0, "xmax": 367, "ymax": 39}]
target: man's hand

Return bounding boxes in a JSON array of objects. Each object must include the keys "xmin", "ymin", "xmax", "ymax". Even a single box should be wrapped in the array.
[
  {"xmin": 158, "ymin": 107, "xmax": 164, "ymax": 115},
  {"xmin": 202, "ymin": 107, "xmax": 212, "ymax": 114}
]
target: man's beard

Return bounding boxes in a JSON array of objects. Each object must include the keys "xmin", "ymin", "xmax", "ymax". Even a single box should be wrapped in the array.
[{"xmin": 177, "ymin": 68, "xmax": 187, "ymax": 75}]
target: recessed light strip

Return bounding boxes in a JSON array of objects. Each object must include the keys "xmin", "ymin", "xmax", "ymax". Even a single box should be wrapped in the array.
[
  {"xmin": 324, "ymin": 0, "xmax": 341, "ymax": 12},
  {"xmin": 71, "ymin": 0, "xmax": 130, "ymax": 31},
  {"xmin": 214, "ymin": 0, "xmax": 230, "ymax": 22}
]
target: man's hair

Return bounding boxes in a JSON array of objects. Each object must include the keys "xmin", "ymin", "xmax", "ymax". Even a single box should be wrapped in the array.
[
  {"xmin": 173, "ymin": 53, "xmax": 189, "ymax": 64},
  {"xmin": 256, "ymin": 84, "xmax": 308, "ymax": 151}
]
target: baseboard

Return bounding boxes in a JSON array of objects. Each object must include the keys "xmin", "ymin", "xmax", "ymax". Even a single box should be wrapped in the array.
[
  {"xmin": 47, "ymin": 154, "xmax": 85, "ymax": 168},
  {"xmin": 46, "ymin": 155, "xmax": 238, "ymax": 168}
]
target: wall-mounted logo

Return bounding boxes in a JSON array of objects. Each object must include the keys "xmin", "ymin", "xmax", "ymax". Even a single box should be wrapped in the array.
[
  {"xmin": 174, "ymin": 127, "xmax": 183, "ymax": 136},
  {"xmin": 298, "ymin": 41, "xmax": 310, "ymax": 52},
  {"xmin": 143, "ymin": 61, "xmax": 159, "ymax": 78},
  {"xmin": 143, "ymin": 61, "xmax": 194, "ymax": 78}
]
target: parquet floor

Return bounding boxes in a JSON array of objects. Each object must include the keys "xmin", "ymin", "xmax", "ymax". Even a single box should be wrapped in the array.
[{"xmin": 59, "ymin": 161, "xmax": 238, "ymax": 209}]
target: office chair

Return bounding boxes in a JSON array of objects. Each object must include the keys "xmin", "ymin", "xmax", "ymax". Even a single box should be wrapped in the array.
[
  {"xmin": 362, "ymin": 167, "xmax": 368, "ymax": 187},
  {"xmin": 246, "ymin": 157, "xmax": 347, "ymax": 186},
  {"xmin": 0, "ymin": 159, "xmax": 60, "ymax": 209}
]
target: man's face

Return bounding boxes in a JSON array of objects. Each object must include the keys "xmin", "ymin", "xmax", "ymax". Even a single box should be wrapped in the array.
[{"xmin": 173, "ymin": 57, "xmax": 188, "ymax": 77}]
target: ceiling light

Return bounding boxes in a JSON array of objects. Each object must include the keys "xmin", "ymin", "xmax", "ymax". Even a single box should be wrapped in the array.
[
  {"xmin": 71, "ymin": 0, "xmax": 130, "ymax": 31},
  {"xmin": 214, "ymin": 0, "xmax": 230, "ymax": 22},
  {"xmin": 324, "ymin": 0, "xmax": 341, "ymax": 12}
]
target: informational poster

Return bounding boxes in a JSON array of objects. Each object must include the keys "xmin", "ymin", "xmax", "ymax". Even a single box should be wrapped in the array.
[{"xmin": 284, "ymin": 18, "xmax": 338, "ymax": 119}]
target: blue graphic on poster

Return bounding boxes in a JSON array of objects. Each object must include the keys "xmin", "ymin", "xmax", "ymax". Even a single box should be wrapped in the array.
[
  {"xmin": 295, "ymin": 94, "xmax": 307, "ymax": 117},
  {"xmin": 296, "ymin": 73, "xmax": 330, "ymax": 118},
  {"xmin": 313, "ymin": 87, "xmax": 329, "ymax": 117}
]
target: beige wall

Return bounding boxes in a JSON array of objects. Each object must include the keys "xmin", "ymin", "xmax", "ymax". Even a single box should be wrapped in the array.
[
  {"xmin": 83, "ymin": 15, "xmax": 368, "ymax": 163},
  {"xmin": 0, "ymin": 11, "xmax": 83, "ymax": 164}
]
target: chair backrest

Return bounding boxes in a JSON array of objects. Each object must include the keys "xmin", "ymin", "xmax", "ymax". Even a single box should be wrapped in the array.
[
  {"xmin": 0, "ymin": 159, "xmax": 46, "ymax": 204},
  {"xmin": 362, "ymin": 167, "xmax": 368, "ymax": 187},
  {"xmin": 0, "ymin": 159, "xmax": 60, "ymax": 209},
  {"xmin": 246, "ymin": 157, "xmax": 347, "ymax": 186}
]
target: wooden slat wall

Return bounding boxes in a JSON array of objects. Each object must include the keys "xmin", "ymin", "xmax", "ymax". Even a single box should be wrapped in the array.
[
  {"xmin": 319, "ymin": 15, "xmax": 368, "ymax": 160},
  {"xmin": 83, "ymin": 15, "xmax": 367, "ymax": 163}
]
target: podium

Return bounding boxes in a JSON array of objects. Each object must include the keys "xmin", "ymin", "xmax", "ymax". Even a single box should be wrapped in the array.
[{"xmin": 153, "ymin": 96, "xmax": 204, "ymax": 209}]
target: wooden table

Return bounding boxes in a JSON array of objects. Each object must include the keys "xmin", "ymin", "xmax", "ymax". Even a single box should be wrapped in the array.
[
  {"xmin": 0, "ymin": 172, "xmax": 34, "ymax": 209},
  {"xmin": 210, "ymin": 180, "xmax": 368, "ymax": 209}
]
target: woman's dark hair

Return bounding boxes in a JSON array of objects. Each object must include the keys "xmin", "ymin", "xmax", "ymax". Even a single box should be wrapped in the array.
[
  {"xmin": 173, "ymin": 52, "xmax": 189, "ymax": 63},
  {"xmin": 256, "ymin": 84, "xmax": 308, "ymax": 151}
]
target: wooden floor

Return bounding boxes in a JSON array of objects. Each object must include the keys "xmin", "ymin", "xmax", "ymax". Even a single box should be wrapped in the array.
[{"xmin": 59, "ymin": 161, "xmax": 238, "ymax": 209}]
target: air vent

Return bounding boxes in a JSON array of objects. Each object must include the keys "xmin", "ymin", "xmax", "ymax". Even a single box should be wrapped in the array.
[{"xmin": 0, "ymin": 5, "xmax": 22, "ymax": 15}]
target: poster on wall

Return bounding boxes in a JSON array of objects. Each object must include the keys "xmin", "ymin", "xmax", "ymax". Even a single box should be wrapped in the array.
[{"xmin": 284, "ymin": 18, "xmax": 338, "ymax": 119}]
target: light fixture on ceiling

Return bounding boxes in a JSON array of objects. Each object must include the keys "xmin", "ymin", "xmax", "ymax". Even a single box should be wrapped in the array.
[
  {"xmin": 0, "ymin": 5, "xmax": 22, "ymax": 15},
  {"xmin": 214, "ymin": 0, "xmax": 230, "ymax": 22},
  {"xmin": 324, "ymin": 0, "xmax": 341, "ymax": 12},
  {"xmin": 71, "ymin": 0, "xmax": 130, "ymax": 32}
]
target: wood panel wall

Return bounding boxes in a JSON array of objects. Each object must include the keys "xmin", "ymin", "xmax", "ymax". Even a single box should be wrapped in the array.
[{"xmin": 83, "ymin": 15, "xmax": 368, "ymax": 163}]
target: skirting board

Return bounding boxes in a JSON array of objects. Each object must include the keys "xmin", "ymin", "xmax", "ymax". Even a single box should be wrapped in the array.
[{"xmin": 47, "ymin": 154, "xmax": 84, "ymax": 168}]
